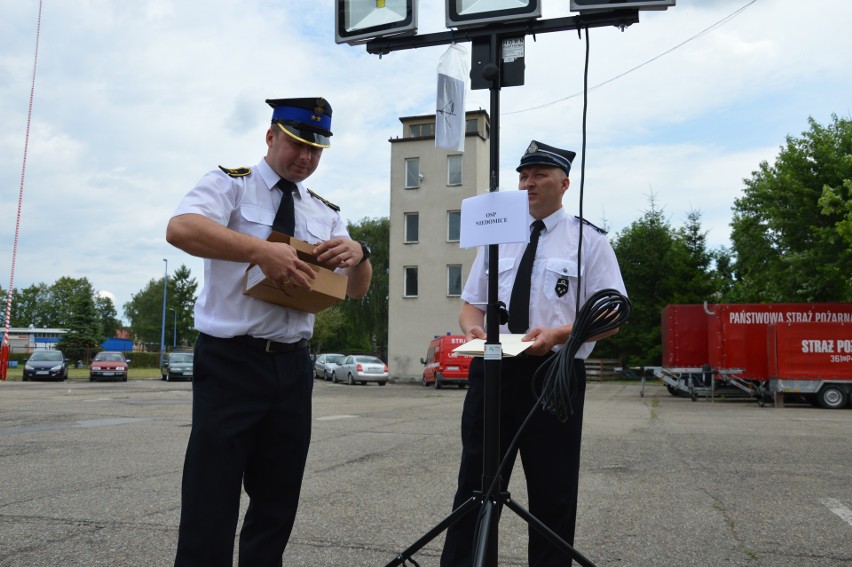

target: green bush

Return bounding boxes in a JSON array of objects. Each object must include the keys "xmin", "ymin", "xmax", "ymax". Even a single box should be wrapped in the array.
[{"xmin": 126, "ymin": 352, "xmax": 161, "ymax": 368}]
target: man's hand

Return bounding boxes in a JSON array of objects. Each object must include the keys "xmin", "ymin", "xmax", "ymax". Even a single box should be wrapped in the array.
[
  {"xmin": 464, "ymin": 326, "xmax": 486, "ymax": 341},
  {"xmin": 313, "ymin": 238, "xmax": 364, "ymax": 269},
  {"xmin": 522, "ymin": 326, "xmax": 570, "ymax": 357},
  {"xmin": 256, "ymin": 240, "xmax": 317, "ymax": 289}
]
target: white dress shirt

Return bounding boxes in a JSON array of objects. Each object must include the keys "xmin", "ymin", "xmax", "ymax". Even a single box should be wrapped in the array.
[
  {"xmin": 172, "ymin": 157, "xmax": 349, "ymax": 342},
  {"xmin": 461, "ymin": 207, "xmax": 627, "ymax": 358}
]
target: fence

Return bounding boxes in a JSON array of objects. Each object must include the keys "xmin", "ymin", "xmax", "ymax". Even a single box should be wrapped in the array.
[{"xmin": 585, "ymin": 358, "xmax": 621, "ymax": 381}]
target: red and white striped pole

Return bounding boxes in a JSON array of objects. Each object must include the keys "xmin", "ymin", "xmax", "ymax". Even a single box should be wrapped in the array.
[{"xmin": 2, "ymin": 0, "xmax": 44, "ymax": 381}]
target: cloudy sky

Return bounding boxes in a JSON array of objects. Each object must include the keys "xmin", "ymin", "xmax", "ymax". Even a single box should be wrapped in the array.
[{"xmin": 1, "ymin": 0, "xmax": 850, "ymax": 324}]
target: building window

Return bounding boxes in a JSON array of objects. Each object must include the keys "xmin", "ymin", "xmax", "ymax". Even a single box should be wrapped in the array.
[
  {"xmin": 405, "ymin": 157, "xmax": 421, "ymax": 188},
  {"xmin": 404, "ymin": 212, "xmax": 419, "ymax": 243},
  {"xmin": 409, "ymin": 123, "xmax": 435, "ymax": 138},
  {"xmin": 404, "ymin": 266, "xmax": 419, "ymax": 297},
  {"xmin": 465, "ymin": 118, "xmax": 479, "ymax": 134},
  {"xmin": 447, "ymin": 210, "xmax": 461, "ymax": 242},
  {"xmin": 447, "ymin": 154, "xmax": 462, "ymax": 186},
  {"xmin": 448, "ymin": 265, "xmax": 462, "ymax": 296}
]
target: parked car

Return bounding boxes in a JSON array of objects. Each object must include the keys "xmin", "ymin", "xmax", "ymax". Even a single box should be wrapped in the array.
[
  {"xmin": 421, "ymin": 334, "xmax": 471, "ymax": 389},
  {"xmin": 89, "ymin": 351, "xmax": 130, "ymax": 382},
  {"xmin": 161, "ymin": 352, "xmax": 194, "ymax": 381},
  {"xmin": 23, "ymin": 350, "xmax": 68, "ymax": 381},
  {"xmin": 314, "ymin": 353, "xmax": 345, "ymax": 381},
  {"xmin": 331, "ymin": 355, "xmax": 389, "ymax": 386}
]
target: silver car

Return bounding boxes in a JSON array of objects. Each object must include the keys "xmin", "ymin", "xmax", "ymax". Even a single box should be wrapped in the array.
[
  {"xmin": 332, "ymin": 355, "xmax": 389, "ymax": 386},
  {"xmin": 314, "ymin": 353, "xmax": 345, "ymax": 381}
]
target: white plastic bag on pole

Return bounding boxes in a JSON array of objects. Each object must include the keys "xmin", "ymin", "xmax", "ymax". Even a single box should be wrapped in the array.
[{"xmin": 436, "ymin": 43, "xmax": 469, "ymax": 152}]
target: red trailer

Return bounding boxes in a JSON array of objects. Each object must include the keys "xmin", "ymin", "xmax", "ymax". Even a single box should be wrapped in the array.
[
  {"xmin": 656, "ymin": 303, "xmax": 852, "ymax": 408},
  {"xmin": 767, "ymin": 322, "xmax": 852, "ymax": 408}
]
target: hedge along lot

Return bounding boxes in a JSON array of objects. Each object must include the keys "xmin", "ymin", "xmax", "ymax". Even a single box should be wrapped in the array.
[
  {"xmin": 4, "ymin": 350, "xmax": 174, "ymax": 381},
  {"xmin": 3, "ymin": 366, "xmax": 165, "ymax": 381}
]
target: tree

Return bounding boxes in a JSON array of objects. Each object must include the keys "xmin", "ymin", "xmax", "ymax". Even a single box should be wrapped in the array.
[
  {"xmin": 312, "ymin": 307, "xmax": 345, "ymax": 354},
  {"xmin": 124, "ymin": 264, "xmax": 199, "ymax": 350},
  {"xmin": 599, "ymin": 197, "xmax": 718, "ymax": 366},
  {"xmin": 56, "ymin": 279, "xmax": 101, "ymax": 363},
  {"xmin": 729, "ymin": 114, "xmax": 852, "ymax": 301},
  {"xmin": 47, "ymin": 277, "xmax": 95, "ymax": 328},
  {"xmin": 8, "ymin": 283, "xmax": 50, "ymax": 327},
  {"xmin": 676, "ymin": 210, "xmax": 717, "ymax": 302},
  {"xmin": 4, "ymin": 277, "xmax": 121, "ymax": 361},
  {"xmin": 124, "ymin": 278, "xmax": 168, "ymax": 348},
  {"xmin": 170, "ymin": 264, "xmax": 199, "ymax": 348},
  {"xmin": 95, "ymin": 294, "xmax": 121, "ymax": 339},
  {"xmin": 335, "ymin": 217, "xmax": 389, "ymax": 358},
  {"xmin": 818, "ymin": 178, "xmax": 852, "ymax": 247}
]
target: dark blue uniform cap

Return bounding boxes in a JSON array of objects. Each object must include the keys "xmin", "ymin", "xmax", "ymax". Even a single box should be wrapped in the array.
[
  {"xmin": 266, "ymin": 97, "xmax": 333, "ymax": 148},
  {"xmin": 516, "ymin": 140, "xmax": 576, "ymax": 176}
]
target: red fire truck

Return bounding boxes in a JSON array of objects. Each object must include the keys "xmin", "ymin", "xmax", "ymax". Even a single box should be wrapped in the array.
[{"xmin": 657, "ymin": 303, "xmax": 852, "ymax": 408}]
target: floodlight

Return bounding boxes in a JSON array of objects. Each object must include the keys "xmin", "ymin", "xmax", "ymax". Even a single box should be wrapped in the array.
[
  {"xmin": 446, "ymin": 0, "xmax": 541, "ymax": 28},
  {"xmin": 570, "ymin": 0, "xmax": 675, "ymax": 11},
  {"xmin": 336, "ymin": 0, "xmax": 417, "ymax": 45}
]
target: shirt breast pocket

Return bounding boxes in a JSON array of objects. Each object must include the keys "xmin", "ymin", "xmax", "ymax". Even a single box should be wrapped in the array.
[
  {"xmin": 543, "ymin": 259, "xmax": 578, "ymax": 302},
  {"xmin": 491, "ymin": 257, "xmax": 517, "ymax": 299},
  {"xmin": 240, "ymin": 204, "xmax": 275, "ymax": 227},
  {"xmin": 305, "ymin": 220, "xmax": 331, "ymax": 242}
]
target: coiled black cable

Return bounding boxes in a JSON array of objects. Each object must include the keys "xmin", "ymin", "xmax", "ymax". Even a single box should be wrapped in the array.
[
  {"xmin": 533, "ymin": 288, "xmax": 632, "ymax": 422},
  {"xmin": 482, "ymin": 289, "xmax": 631, "ymax": 504}
]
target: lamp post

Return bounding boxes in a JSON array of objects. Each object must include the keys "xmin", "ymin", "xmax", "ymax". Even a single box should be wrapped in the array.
[
  {"xmin": 169, "ymin": 308, "xmax": 177, "ymax": 349},
  {"xmin": 160, "ymin": 259, "xmax": 167, "ymax": 366}
]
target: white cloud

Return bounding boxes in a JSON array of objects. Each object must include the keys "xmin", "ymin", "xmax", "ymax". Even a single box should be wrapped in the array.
[{"xmin": 1, "ymin": 0, "xmax": 851, "ymax": 323}]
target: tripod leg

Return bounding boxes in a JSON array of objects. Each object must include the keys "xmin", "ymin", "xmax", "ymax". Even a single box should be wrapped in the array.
[
  {"xmin": 472, "ymin": 496, "xmax": 501, "ymax": 567},
  {"xmin": 504, "ymin": 497, "xmax": 597, "ymax": 567},
  {"xmin": 385, "ymin": 495, "xmax": 481, "ymax": 567}
]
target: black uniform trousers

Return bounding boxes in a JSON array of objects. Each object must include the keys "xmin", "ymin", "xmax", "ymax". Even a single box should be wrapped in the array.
[
  {"xmin": 441, "ymin": 354, "xmax": 587, "ymax": 567},
  {"xmin": 174, "ymin": 332, "xmax": 313, "ymax": 567}
]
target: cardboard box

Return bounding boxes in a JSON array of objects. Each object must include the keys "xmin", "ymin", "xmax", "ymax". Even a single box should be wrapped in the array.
[{"xmin": 243, "ymin": 232, "xmax": 347, "ymax": 313}]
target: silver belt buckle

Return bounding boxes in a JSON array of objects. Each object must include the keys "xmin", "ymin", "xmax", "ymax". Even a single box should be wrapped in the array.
[{"xmin": 265, "ymin": 340, "xmax": 275, "ymax": 353}]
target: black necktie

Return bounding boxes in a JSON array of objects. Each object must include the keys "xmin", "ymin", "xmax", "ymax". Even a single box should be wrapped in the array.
[
  {"xmin": 272, "ymin": 179, "xmax": 296, "ymax": 236},
  {"xmin": 508, "ymin": 219, "xmax": 545, "ymax": 333}
]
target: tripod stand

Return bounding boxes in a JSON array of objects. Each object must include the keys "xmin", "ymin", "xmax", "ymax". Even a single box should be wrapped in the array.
[{"xmin": 364, "ymin": 12, "xmax": 641, "ymax": 566}]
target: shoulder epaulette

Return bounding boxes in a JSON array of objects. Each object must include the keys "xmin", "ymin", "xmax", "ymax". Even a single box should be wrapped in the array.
[
  {"xmin": 218, "ymin": 165, "xmax": 251, "ymax": 177},
  {"xmin": 307, "ymin": 188, "xmax": 340, "ymax": 212},
  {"xmin": 575, "ymin": 216, "xmax": 607, "ymax": 235}
]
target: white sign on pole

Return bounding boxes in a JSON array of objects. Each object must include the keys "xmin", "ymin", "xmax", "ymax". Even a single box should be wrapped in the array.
[{"xmin": 459, "ymin": 190, "xmax": 530, "ymax": 249}]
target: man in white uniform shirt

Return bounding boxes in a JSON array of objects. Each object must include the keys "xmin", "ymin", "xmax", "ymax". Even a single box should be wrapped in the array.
[
  {"xmin": 441, "ymin": 140, "xmax": 626, "ymax": 567},
  {"xmin": 167, "ymin": 97, "xmax": 372, "ymax": 567}
]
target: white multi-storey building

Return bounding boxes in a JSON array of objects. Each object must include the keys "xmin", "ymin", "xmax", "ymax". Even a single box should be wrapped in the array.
[{"xmin": 387, "ymin": 110, "xmax": 491, "ymax": 381}]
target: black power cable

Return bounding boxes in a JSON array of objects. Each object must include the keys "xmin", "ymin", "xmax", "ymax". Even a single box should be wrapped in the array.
[
  {"xmin": 482, "ymin": 287, "xmax": 631, "ymax": 506},
  {"xmin": 482, "ymin": 26, "xmax": 632, "ymax": 502},
  {"xmin": 482, "ymin": 287, "xmax": 631, "ymax": 504},
  {"xmin": 535, "ymin": 288, "xmax": 632, "ymax": 422}
]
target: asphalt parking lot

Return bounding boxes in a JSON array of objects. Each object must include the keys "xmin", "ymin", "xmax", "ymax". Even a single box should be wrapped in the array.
[{"xmin": 1, "ymin": 378, "xmax": 850, "ymax": 566}]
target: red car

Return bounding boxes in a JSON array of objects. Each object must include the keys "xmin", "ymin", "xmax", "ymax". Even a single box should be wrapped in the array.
[{"xmin": 89, "ymin": 351, "xmax": 129, "ymax": 382}]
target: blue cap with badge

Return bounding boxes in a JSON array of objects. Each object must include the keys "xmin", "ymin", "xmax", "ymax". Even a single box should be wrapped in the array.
[
  {"xmin": 266, "ymin": 97, "xmax": 333, "ymax": 149},
  {"xmin": 516, "ymin": 140, "xmax": 576, "ymax": 176}
]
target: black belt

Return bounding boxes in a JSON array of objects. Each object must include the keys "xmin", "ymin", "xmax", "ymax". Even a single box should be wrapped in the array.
[{"xmin": 231, "ymin": 335, "xmax": 309, "ymax": 353}]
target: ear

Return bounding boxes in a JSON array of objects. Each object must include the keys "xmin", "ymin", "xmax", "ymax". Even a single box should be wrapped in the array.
[{"xmin": 266, "ymin": 128, "xmax": 275, "ymax": 148}]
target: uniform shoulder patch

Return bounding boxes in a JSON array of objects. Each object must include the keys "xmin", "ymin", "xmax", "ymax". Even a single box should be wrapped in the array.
[
  {"xmin": 575, "ymin": 216, "xmax": 607, "ymax": 235},
  {"xmin": 218, "ymin": 165, "xmax": 251, "ymax": 177},
  {"xmin": 307, "ymin": 188, "xmax": 340, "ymax": 212}
]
